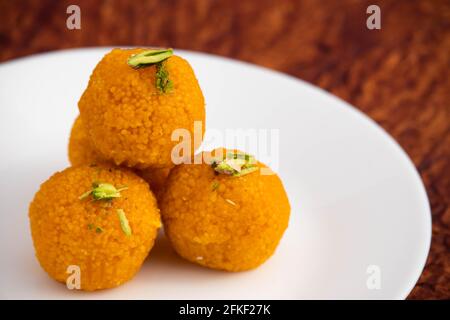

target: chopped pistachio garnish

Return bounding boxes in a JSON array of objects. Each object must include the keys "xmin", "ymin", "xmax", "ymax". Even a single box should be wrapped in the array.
[
  {"xmin": 87, "ymin": 223, "xmax": 94, "ymax": 230},
  {"xmin": 211, "ymin": 152, "xmax": 258, "ymax": 177},
  {"xmin": 234, "ymin": 166, "xmax": 259, "ymax": 177},
  {"xmin": 127, "ymin": 48, "xmax": 174, "ymax": 93},
  {"xmin": 127, "ymin": 48, "xmax": 173, "ymax": 68},
  {"xmin": 155, "ymin": 61, "xmax": 173, "ymax": 93},
  {"xmin": 212, "ymin": 181, "xmax": 220, "ymax": 191},
  {"xmin": 79, "ymin": 182, "xmax": 128, "ymax": 201},
  {"xmin": 95, "ymin": 227, "xmax": 103, "ymax": 234},
  {"xmin": 117, "ymin": 209, "xmax": 132, "ymax": 236}
]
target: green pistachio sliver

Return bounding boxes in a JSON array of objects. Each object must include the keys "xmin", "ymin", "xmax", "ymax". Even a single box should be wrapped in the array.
[
  {"xmin": 95, "ymin": 227, "xmax": 103, "ymax": 234},
  {"xmin": 79, "ymin": 190, "xmax": 93, "ymax": 200},
  {"xmin": 117, "ymin": 209, "xmax": 132, "ymax": 236},
  {"xmin": 127, "ymin": 48, "xmax": 173, "ymax": 69},
  {"xmin": 226, "ymin": 152, "xmax": 255, "ymax": 163},
  {"xmin": 211, "ymin": 152, "xmax": 258, "ymax": 177},
  {"xmin": 92, "ymin": 183, "xmax": 120, "ymax": 200},
  {"xmin": 155, "ymin": 61, "xmax": 173, "ymax": 93},
  {"xmin": 225, "ymin": 158, "xmax": 246, "ymax": 172},
  {"xmin": 79, "ymin": 182, "xmax": 128, "ymax": 201},
  {"xmin": 214, "ymin": 161, "xmax": 236, "ymax": 175},
  {"xmin": 233, "ymin": 166, "xmax": 258, "ymax": 177}
]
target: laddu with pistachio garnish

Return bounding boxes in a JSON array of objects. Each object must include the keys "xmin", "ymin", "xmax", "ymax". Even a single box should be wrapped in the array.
[
  {"xmin": 68, "ymin": 115, "xmax": 174, "ymax": 198},
  {"xmin": 160, "ymin": 148, "xmax": 291, "ymax": 272},
  {"xmin": 78, "ymin": 48, "xmax": 205, "ymax": 169},
  {"xmin": 29, "ymin": 164, "xmax": 161, "ymax": 291}
]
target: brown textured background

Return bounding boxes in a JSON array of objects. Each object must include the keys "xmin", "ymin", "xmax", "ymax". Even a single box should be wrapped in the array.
[{"xmin": 0, "ymin": 0, "xmax": 448, "ymax": 299}]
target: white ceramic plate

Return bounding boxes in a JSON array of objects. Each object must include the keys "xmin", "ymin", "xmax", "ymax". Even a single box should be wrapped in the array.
[{"xmin": 0, "ymin": 48, "xmax": 431, "ymax": 299}]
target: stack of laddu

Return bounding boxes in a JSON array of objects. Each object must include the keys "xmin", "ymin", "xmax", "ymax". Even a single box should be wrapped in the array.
[{"xmin": 29, "ymin": 48, "xmax": 291, "ymax": 291}]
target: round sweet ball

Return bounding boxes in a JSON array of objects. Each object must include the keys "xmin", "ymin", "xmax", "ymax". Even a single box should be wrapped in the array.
[
  {"xmin": 29, "ymin": 164, "xmax": 161, "ymax": 290},
  {"xmin": 68, "ymin": 115, "xmax": 171, "ymax": 196},
  {"xmin": 160, "ymin": 149, "xmax": 290, "ymax": 271},
  {"xmin": 78, "ymin": 48, "xmax": 205, "ymax": 169}
]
